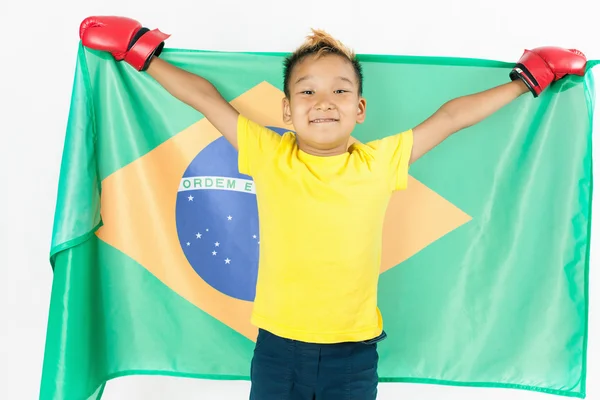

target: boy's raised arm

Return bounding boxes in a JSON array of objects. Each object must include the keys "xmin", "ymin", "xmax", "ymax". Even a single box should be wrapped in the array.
[
  {"xmin": 409, "ymin": 80, "xmax": 529, "ymax": 163},
  {"xmin": 145, "ymin": 58, "xmax": 239, "ymax": 149},
  {"xmin": 409, "ymin": 47, "xmax": 587, "ymax": 164},
  {"xmin": 79, "ymin": 16, "xmax": 240, "ymax": 150}
]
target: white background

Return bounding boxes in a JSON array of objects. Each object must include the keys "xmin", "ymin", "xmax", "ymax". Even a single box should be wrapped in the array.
[{"xmin": 1, "ymin": 0, "xmax": 599, "ymax": 399}]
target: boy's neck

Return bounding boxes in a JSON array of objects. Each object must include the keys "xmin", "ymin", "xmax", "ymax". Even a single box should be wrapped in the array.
[{"xmin": 296, "ymin": 139, "xmax": 349, "ymax": 157}]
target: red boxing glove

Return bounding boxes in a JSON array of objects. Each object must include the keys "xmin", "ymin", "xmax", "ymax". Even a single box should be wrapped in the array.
[
  {"xmin": 510, "ymin": 47, "xmax": 587, "ymax": 97},
  {"xmin": 79, "ymin": 16, "xmax": 170, "ymax": 71}
]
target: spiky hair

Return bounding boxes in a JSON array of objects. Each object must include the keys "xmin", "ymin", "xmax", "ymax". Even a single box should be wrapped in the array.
[{"xmin": 283, "ymin": 28, "xmax": 363, "ymax": 98}]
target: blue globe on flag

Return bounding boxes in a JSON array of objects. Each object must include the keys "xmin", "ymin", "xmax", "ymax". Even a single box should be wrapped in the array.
[{"xmin": 175, "ymin": 127, "xmax": 289, "ymax": 301}]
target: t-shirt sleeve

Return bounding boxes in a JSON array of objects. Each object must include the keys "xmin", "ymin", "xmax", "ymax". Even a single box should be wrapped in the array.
[
  {"xmin": 365, "ymin": 129, "xmax": 414, "ymax": 191},
  {"xmin": 237, "ymin": 114, "xmax": 283, "ymax": 177}
]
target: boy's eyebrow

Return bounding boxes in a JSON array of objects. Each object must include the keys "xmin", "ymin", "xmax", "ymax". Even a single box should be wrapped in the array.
[
  {"xmin": 295, "ymin": 75, "xmax": 317, "ymax": 85},
  {"xmin": 337, "ymin": 76, "xmax": 355, "ymax": 85},
  {"xmin": 294, "ymin": 75, "xmax": 355, "ymax": 85}
]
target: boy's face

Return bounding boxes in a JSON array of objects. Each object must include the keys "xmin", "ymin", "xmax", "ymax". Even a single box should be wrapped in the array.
[{"xmin": 282, "ymin": 54, "xmax": 366, "ymax": 152}]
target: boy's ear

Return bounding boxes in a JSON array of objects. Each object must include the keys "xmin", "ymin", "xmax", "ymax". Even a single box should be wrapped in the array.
[
  {"xmin": 282, "ymin": 97, "xmax": 292, "ymax": 124},
  {"xmin": 356, "ymin": 97, "xmax": 367, "ymax": 124}
]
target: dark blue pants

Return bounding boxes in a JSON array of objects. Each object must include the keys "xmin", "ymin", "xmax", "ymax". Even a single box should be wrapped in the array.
[{"xmin": 249, "ymin": 329, "xmax": 385, "ymax": 400}]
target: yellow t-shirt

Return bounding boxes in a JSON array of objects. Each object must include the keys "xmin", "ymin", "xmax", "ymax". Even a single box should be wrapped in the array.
[{"xmin": 237, "ymin": 115, "xmax": 413, "ymax": 344}]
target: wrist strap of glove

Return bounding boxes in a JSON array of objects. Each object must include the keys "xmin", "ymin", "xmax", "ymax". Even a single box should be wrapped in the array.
[
  {"xmin": 510, "ymin": 65, "xmax": 541, "ymax": 97},
  {"xmin": 124, "ymin": 27, "xmax": 170, "ymax": 71}
]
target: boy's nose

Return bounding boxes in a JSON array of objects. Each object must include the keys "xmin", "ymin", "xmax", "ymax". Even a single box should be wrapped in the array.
[{"xmin": 314, "ymin": 96, "xmax": 335, "ymax": 110}]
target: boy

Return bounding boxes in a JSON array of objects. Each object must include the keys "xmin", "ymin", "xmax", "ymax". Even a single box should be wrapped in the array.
[{"xmin": 78, "ymin": 16, "xmax": 587, "ymax": 400}]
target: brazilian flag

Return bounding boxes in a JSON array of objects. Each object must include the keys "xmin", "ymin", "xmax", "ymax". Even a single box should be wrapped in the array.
[{"xmin": 40, "ymin": 43, "xmax": 598, "ymax": 399}]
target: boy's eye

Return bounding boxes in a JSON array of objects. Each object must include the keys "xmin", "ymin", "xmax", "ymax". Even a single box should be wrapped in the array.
[{"xmin": 298, "ymin": 89, "xmax": 349, "ymax": 95}]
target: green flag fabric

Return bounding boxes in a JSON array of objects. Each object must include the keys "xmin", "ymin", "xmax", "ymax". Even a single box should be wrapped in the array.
[{"xmin": 41, "ymin": 43, "xmax": 597, "ymax": 399}]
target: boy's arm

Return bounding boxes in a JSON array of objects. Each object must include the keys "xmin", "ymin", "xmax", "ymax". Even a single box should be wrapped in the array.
[
  {"xmin": 145, "ymin": 58, "xmax": 239, "ymax": 149},
  {"xmin": 410, "ymin": 80, "xmax": 528, "ymax": 163},
  {"xmin": 79, "ymin": 16, "xmax": 239, "ymax": 149},
  {"xmin": 410, "ymin": 47, "xmax": 587, "ymax": 164}
]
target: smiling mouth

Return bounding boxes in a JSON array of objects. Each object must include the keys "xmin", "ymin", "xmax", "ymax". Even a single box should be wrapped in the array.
[{"xmin": 310, "ymin": 118, "xmax": 339, "ymax": 123}]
